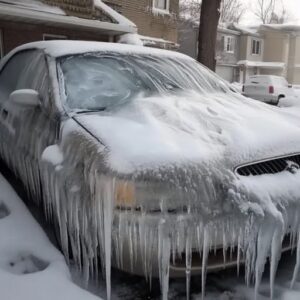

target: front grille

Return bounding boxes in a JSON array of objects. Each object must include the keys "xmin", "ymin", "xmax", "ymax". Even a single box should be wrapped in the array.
[{"xmin": 235, "ymin": 153, "xmax": 300, "ymax": 176}]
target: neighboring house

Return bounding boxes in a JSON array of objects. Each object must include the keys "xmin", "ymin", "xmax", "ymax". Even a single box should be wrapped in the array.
[
  {"xmin": 215, "ymin": 25, "xmax": 240, "ymax": 82},
  {"xmin": 178, "ymin": 19, "xmax": 240, "ymax": 82},
  {"xmin": 179, "ymin": 20, "xmax": 300, "ymax": 84},
  {"xmin": 233, "ymin": 24, "xmax": 300, "ymax": 84},
  {"xmin": 231, "ymin": 24, "xmax": 285, "ymax": 84},
  {"xmin": 0, "ymin": 0, "xmax": 136, "ymax": 57},
  {"xmin": 105, "ymin": 0, "xmax": 179, "ymax": 49},
  {"xmin": 260, "ymin": 24, "xmax": 300, "ymax": 84}
]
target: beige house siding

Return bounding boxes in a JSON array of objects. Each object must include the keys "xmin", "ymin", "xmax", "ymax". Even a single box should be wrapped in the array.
[
  {"xmin": 291, "ymin": 36, "xmax": 300, "ymax": 84},
  {"xmin": 263, "ymin": 31, "xmax": 289, "ymax": 62},
  {"xmin": 239, "ymin": 35, "xmax": 264, "ymax": 61},
  {"xmin": 261, "ymin": 29, "xmax": 300, "ymax": 84},
  {"xmin": 106, "ymin": 0, "xmax": 178, "ymax": 43},
  {"xmin": 287, "ymin": 35, "xmax": 296, "ymax": 83},
  {"xmin": 239, "ymin": 35, "xmax": 248, "ymax": 60}
]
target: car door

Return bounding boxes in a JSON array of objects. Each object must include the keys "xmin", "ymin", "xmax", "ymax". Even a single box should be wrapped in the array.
[
  {"xmin": 0, "ymin": 49, "xmax": 59, "ymax": 200},
  {"xmin": 245, "ymin": 77, "xmax": 260, "ymax": 100}
]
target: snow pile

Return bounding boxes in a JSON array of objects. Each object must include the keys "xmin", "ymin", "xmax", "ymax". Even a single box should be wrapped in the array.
[
  {"xmin": 237, "ymin": 60, "xmax": 285, "ymax": 69},
  {"xmin": 42, "ymin": 145, "xmax": 64, "ymax": 166},
  {"xmin": 118, "ymin": 33, "xmax": 144, "ymax": 46},
  {"xmin": 279, "ymin": 96, "xmax": 300, "ymax": 108},
  {"xmin": 230, "ymin": 81, "xmax": 243, "ymax": 93},
  {"xmin": 93, "ymin": 0, "xmax": 136, "ymax": 27},
  {"xmin": 0, "ymin": 174, "xmax": 101, "ymax": 300}
]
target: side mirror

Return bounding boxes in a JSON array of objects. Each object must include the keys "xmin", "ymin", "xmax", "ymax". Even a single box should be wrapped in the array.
[
  {"xmin": 288, "ymin": 84, "xmax": 293, "ymax": 88},
  {"xmin": 9, "ymin": 89, "xmax": 40, "ymax": 107}
]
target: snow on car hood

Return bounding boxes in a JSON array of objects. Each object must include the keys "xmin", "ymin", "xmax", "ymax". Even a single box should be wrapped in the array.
[{"xmin": 73, "ymin": 91, "xmax": 300, "ymax": 174}]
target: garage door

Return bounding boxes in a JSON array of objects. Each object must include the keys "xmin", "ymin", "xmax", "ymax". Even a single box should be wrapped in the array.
[{"xmin": 216, "ymin": 65, "xmax": 234, "ymax": 82}]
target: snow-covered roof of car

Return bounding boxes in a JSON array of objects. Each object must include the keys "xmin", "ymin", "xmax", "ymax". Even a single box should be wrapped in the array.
[{"xmin": 1, "ymin": 40, "xmax": 193, "ymax": 65}]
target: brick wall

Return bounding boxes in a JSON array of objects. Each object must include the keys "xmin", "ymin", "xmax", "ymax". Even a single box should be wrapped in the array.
[
  {"xmin": 105, "ymin": 0, "xmax": 179, "ymax": 43},
  {"xmin": 0, "ymin": 20, "xmax": 108, "ymax": 55},
  {"xmin": 43, "ymin": 0, "xmax": 115, "ymax": 22}
]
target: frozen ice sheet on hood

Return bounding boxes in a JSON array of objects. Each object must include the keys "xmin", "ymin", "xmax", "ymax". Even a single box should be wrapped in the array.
[{"xmin": 73, "ymin": 91, "xmax": 300, "ymax": 174}]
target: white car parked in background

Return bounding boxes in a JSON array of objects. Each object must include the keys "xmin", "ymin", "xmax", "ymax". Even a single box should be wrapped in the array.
[{"xmin": 242, "ymin": 75, "xmax": 294, "ymax": 105}]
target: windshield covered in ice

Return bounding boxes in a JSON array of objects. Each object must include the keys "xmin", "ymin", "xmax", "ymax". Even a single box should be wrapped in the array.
[{"xmin": 58, "ymin": 53, "xmax": 229, "ymax": 111}]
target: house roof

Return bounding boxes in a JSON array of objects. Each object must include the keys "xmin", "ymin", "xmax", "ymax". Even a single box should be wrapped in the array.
[
  {"xmin": 0, "ymin": 0, "xmax": 136, "ymax": 35},
  {"xmin": 230, "ymin": 23, "xmax": 261, "ymax": 37},
  {"xmin": 237, "ymin": 60, "xmax": 285, "ymax": 69},
  {"xmin": 260, "ymin": 24, "xmax": 300, "ymax": 33},
  {"xmin": 179, "ymin": 19, "xmax": 240, "ymax": 36}
]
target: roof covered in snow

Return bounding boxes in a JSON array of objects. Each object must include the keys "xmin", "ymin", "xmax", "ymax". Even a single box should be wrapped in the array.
[
  {"xmin": 230, "ymin": 23, "xmax": 261, "ymax": 37},
  {"xmin": 237, "ymin": 60, "xmax": 285, "ymax": 69},
  {"xmin": 0, "ymin": 0, "xmax": 136, "ymax": 35},
  {"xmin": 1, "ymin": 40, "xmax": 192, "ymax": 65},
  {"xmin": 260, "ymin": 24, "xmax": 300, "ymax": 33}
]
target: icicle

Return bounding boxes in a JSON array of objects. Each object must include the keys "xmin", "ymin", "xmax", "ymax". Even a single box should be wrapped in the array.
[
  {"xmin": 291, "ymin": 230, "xmax": 300, "ymax": 288},
  {"xmin": 254, "ymin": 222, "xmax": 274, "ymax": 300},
  {"xmin": 102, "ymin": 176, "xmax": 114, "ymax": 300},
  {"xmin": 185, "ymin": 232, "xmax": 192, "ymax": 300},
  {"xmin": 270, "ymin": 225, "xmax": 283, "ymax": 299},
  {"xmin": 237, "ymin": 228, "xmax": 242, "ymax": 277},
  {"xmin": 201, "ymin": 227, "xmax": 209, "ymax": 300},
  {"xmin": 158, "ymin": 220, "xmax": 171, "ymax": 300}
]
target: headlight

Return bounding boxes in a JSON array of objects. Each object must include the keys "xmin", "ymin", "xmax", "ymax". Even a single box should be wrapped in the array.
[
  {"xmin": 115, "ymin": 180, "xmax": 136, "ymax": 208},
  {"xmin": 114, "ymin": 179, "xmax": 185, "ymax": 212}
]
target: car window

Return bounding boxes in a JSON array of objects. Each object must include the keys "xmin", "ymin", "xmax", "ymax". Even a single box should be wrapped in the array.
[
  {"xmin": 247, "ymin": 76, "xmax": 270, "ymax": 85},
  {"xmin": 0, "ymin": 50, "xmax": 49, "ymax": 104},
  {"xmin": 58, "ymin": 53, "xmax": 230, "ymax": 111}
]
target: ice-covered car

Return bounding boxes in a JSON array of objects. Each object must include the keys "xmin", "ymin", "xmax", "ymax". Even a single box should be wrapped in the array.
[
  {"xmin": 242, "ymin": 75, "xmax": 295, "ymax": 105},
  {"xmin": 1, "ymin": 41, "xmax": 300, "ymax": 299}
]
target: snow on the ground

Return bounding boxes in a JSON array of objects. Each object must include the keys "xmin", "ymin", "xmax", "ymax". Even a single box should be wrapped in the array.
[
  {"xmin": 0, "ymin": 173, "xmax": 102, "ymax": 300},
  {"xmin": 230, "ymin": 81, "xmax": 243, "ymax": 93}
]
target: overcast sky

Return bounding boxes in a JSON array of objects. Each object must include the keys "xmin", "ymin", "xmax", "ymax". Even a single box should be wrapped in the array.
[{"xmin": 241, "ymin": 0, "xmax": 300, "ymax": 24}]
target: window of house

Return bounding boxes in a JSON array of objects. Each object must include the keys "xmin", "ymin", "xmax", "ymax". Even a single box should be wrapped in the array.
[
  {"xmin": 0, "ymin": 29, "xmax": 3, "ymax": 59},
  {"xmin": 251, "ymin": 39, "xmax": 261, "ymax": 55},
  {"xmin": 224, "ymin": 36, "xmax": 235, "ymax": 53},
  {"xmin": 153, "ymin": 0, "xmax": 170, "ymax": 12},
  {"xmin": 43, "ymin": 33, "xmax": 67, "ymax": 41}
]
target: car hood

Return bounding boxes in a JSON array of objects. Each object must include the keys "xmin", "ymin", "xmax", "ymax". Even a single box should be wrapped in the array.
[{"xmin": 73, "ymin": 91, "xmax": 300, "ymax": 174}]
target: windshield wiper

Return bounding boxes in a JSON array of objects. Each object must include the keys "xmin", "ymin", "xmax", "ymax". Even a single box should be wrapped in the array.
[{"xmin": 75, "ymin": 107, "xmax": 107, "ymax": 114}]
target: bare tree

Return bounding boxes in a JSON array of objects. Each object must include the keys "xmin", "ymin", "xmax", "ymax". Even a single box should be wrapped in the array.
[
  {"xmin": 220, "ymin": 0, "xmax": 245, "ymax": 23},
  {"xmin": 179, "ymin": 0, "xmax": 245, "ymax": 23},
  {"xmin": 253, "ymin": 0, "xmax": 289, "ymax": 24},
  {"xmin": 254, "ymin": 0, "xmax": 275, "ymax": 24},
  {"xmin": 179, "ymin": 0, "xmax": 201, "ymax": 19},
  {"xmin": 197, "ymin": 0, "xmax": 222, "ymax": 70}
]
